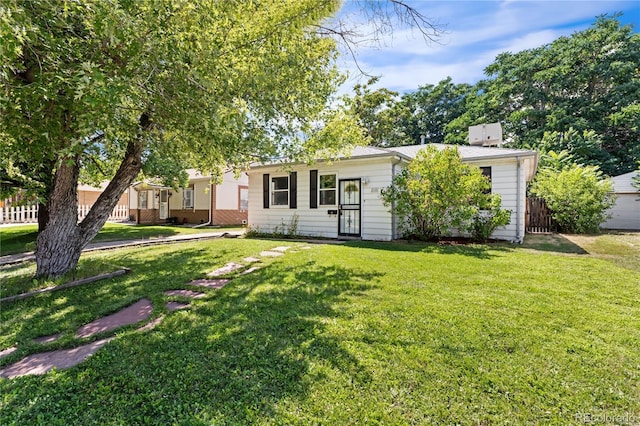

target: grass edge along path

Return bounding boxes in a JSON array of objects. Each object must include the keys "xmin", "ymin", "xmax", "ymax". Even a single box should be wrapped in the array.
[
  {"xmin": 0, "ymin": 222, "xmax": 245, "ymax": 256},
  {"xmin": 0, "ymin": 269, "xmax": 131, "ymax": 303}
]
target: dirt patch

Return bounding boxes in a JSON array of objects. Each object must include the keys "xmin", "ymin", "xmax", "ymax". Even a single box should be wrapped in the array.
[{"xmin": 76, "ymin": 298, "xmax": 153, "ymax": 338}]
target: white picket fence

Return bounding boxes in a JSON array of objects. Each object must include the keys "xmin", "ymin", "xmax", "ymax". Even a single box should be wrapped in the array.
[{"xmin": 0, "ymin": 204, "xmax": 129, "ymax": 224}]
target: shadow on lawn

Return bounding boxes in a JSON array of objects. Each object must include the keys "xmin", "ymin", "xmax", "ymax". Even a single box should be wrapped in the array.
[
  {"xmin": 0, "ymin": 246, "xmax": 224, "ymax": 364},
  {"xmin": 90, "ymin": 224, "xmax": 185, "ymax": 242},
  {"xmin": 516, "ymin": 233, "xmax": 588, "ymax": 255},
  {"xmin": 344, "ymin": 240, "xmax": 509, "ymax": 259},
  {"xmin": 0, "ymin": 259, "xmax": 382, "ymax": 424}
]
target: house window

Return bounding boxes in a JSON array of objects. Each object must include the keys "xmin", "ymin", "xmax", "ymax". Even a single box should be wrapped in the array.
[
  {"xmin": 319, "ymin": 174, "xmax": 336, "ymax": 205},
  {"xmin": 139, "ymin": 190, "xmax": 148, "ymax": 209},
  {"xmin": 239, "ymin": 187, "xmax": 249, "ymax": 211},
  {"xmin": 271, "ymin": 176, "xmax": 289, "ymax": 206},
  {"xmin": 183, "ymin": 188, "xmax": 194, "ymax": 209},
  {"xmin": 480, "ymin": 167, "xmax": 492, "ymax": 194}
]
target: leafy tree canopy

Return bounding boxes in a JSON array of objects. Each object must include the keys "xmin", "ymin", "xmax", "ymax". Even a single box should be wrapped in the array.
[
  {"xmin": 0, "ymin": 0, "xmax": 441, "ymax": 278},
  {"xmin": 530, "ymin": 162, "xmax": 615, "ymax": 233},
  {"xmin": 344, "ymin": 14, "xmax": 639, "ymax": 176},
  {"xmin": 1, "ymin": 0, "xmax": 350, "ymax": 199},
  {"xmin": 0, "ymin": 0, "xmax": 355, "ymax": 277}
]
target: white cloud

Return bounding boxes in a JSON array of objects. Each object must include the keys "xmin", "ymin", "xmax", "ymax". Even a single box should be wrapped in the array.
[{"xmin": 335, "ymin": 0, "xmax": 639, "ymax": 94}]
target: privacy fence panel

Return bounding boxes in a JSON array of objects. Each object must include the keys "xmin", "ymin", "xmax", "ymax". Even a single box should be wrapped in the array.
[{"xmin": 526, "ymin": 197, "xmax": 555, "ymax": 233}]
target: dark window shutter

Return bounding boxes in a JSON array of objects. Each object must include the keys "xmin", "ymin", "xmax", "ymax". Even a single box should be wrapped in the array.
[
  {"xmin": 289, "ymin": 172, "xmax": 297, "ymax": 209},
  {"xmin": 310, "ymin": 170, "xmax": 318, "ymax": 209},
  {"xmin": 263, "ymin": 174, "xmax": 269, "ymax": 208}
]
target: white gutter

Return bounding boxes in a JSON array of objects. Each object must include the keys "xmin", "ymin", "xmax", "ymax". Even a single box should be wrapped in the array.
[
  {"xmin": 390, "ymin": 156, "xmax": 402, "ymax": 240},
  {"xmin": 515, "ymin": 156, "xmax": 522, "ymax": 243},
  {"xmin": 194, "ymin": 182, "xmax": 214, "ymax": 228}
]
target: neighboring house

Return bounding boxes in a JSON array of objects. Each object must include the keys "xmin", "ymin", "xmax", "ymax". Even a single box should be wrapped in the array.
[
  {"xmin": 129, "ymin": 169, "xmax": 248, "ymax": 226},
  {"xmin": 602, "ymin": 171, "xmax": 640, "ymax": 230},
  {"xmin": 246, "ymin": 144, "xmax": 538, "ymax": 242},
  {"xmin": 77, "ymin": 182, "xmax": 129, "ymax": 207},
  {"xmin": 1, "ymin": 183, "xmax": 129, "ymax": 224},
  {"xmin": 1, "ymin": 182, "xmax": 127, "ymax": 208}
]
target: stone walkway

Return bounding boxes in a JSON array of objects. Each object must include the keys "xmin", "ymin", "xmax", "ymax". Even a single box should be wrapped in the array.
[{"xmin": 0, "ymin": 244, "xmax": 308, "ymax": 379}]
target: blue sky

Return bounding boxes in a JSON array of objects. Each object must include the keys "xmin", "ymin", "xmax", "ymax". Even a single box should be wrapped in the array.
[{"xmin": 335, "ymin": 0, "xmax": 639, "ymax": 94}]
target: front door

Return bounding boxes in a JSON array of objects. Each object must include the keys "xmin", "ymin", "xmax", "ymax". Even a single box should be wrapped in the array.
[
  {"xmin": 159, "ymin": 189, "xmax": 169, "ymax": 220},
  {"xmin": 338, "ymin": 179, "xmax": 361, "ymax": 237}
]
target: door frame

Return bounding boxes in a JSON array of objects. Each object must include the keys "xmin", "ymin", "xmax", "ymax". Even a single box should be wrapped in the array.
[
  {"xmin": 159, "ymin": 189, "xmax": 169, "ymax": 220},
  {"xmin": 338, "ymin": 178, "xmax": 362, "ymax": 237}
]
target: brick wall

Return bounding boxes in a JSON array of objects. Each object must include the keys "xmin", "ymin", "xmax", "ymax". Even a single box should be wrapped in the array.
[
  {"xmin": 169, "ymin": 209, "xmax": 209, "ymax": 225},
  {"xmin": 135, "ymin": 209, "xmax": 161, "ymax": 224},
  {"xmin": 213, "ymin": 209, "xmax": 248, "ymax": 225}
]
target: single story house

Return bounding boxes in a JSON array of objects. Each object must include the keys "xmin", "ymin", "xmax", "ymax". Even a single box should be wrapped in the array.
[
  {"xmin": 1, "ymin": 183, "xmax": 128, "ymax": 208},
  {"xmin": 602, "ymin": 171, "xmax": 640, "ymax": 230},
  {"xmin": 246, "ymin": 143, "xmax": 538, "ymax": 242},
  {"xmin": 129, "ymin": 169, "xmax": 248, "ymax": 226},
  {"xmin": 77, "ymin": 182, "xmax": 129, "ymax": 207}
]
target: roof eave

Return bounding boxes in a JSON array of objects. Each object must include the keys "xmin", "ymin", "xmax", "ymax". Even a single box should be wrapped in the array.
[{"xmin": 245, "ymin": 151, "xmax": 411, "ymax": 172}]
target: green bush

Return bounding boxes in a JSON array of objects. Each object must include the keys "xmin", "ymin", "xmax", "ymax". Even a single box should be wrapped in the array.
[
  {"xmin": 381, "ymin": 145, "xmax": 510, "ymax": 240},
  {"xmin": 530, "ymin": 164, "xmax": 615, "ymax": 233},
  {"xmin": 469, "ymin": 195, "xmax": 512, "ymax": 242}
]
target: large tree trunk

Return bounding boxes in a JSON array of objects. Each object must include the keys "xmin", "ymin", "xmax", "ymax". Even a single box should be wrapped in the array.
[
  {"xmin": 35, "ymin": 139, "xmax": 143, "ymax": 278},
  {"xmin": 35, "ymin": 158, "xmax": 84, "ymax": 278}
]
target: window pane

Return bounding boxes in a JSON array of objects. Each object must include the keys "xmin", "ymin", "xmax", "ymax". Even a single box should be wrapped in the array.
[
  {"xmin": 272, "ymin": 191, "xmax": 288, "ymax": 206},
  {"xmin": 320, "ymin": 174, "xmax": 336, "ymax": 189},
  {"xmin": 240, "ymin": 188, "xmax": 249, "ymax": 211},
  {"xmin": 183, "ymin": 189, "xmax": 193, "ymax": 209},
  {"xmin": 319, "ymin": 190, "xmax": 336, "ymax": 205},
  {"xmin": 272, "ymin": 177, "xmax": 288, "ymax": 190}
]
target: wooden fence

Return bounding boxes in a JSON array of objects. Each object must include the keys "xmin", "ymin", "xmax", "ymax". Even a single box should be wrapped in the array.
[
  {"xmin": 1, "ymin": 204, "xmax": 129, "ymax": 224},
  {"xmin": 526, "ymin": 197, "xmax": 555, "ymax": 233}
]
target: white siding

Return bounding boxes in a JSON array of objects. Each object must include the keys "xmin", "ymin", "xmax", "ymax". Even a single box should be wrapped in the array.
[
  {"xmin": 128, "ymin": 188, "xmax": 138, "ymax": 209},
  {"xmin": 603, "ymin": 194, "xmax": 640, "ymax": 230},
  {"xmin": 248, "ymin": 155, "xmax": 528, "ymax": 242},
  {"xmin": 171, "ymin": 188, "xmax": 184, "ymax": 210},
  {"xmin": 248, "ymin": 158, "xmax": 395, "ymax": 240},
  {"xmin": 216, "ymin": 171, "xmax": 248, "ymax": 210},
  {"xmin": 465, "ymin": 158, "xmax": 525, "ymax": 241},
  {"xmin": 193, "ymin": 181, "xmax": 211, "ymax": 210}
]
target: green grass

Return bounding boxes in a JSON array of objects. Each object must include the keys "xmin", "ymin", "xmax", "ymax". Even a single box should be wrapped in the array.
[
  {"xmin": 0, "ymin": 223, "xmax": 242, "ymax": 256},
  {"xmin": 1, "ymin": 235, "xmax": 639, "ymax": 424}
]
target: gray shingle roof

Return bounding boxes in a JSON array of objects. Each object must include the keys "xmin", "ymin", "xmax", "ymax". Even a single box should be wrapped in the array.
[
  {"xmin": 387, "ymin": 144, "xmax": 537, "ymax": 161},
  {"xmin": 248, "ymin": 143, "xmax": 539, "ymax": 181}
]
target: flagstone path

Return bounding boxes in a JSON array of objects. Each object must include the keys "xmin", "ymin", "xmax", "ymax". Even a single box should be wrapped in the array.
[{"xmin": 0, "ymin": 244, "xmax": 299, "ymax": 379}]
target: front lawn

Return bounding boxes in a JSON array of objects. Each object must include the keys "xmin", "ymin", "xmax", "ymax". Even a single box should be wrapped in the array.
[
  {"xmin": 1, "ymin": 235, "xmax": 639, "ymax": 424},
  {"xmin": 0, "ymin": 222, "xmax": 242, "ymax": 256}
]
